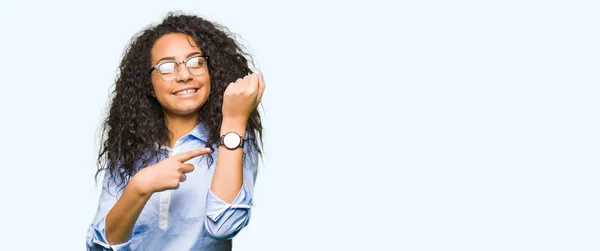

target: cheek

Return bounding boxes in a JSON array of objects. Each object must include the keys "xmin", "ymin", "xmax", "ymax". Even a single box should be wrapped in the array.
[
  {"xmin": 151, "ymin": 86, "xmax": 172, "ymax": 108},
  {"xmin": 151, "ymin": 78, "xmax": 168, "ymax": 96}
]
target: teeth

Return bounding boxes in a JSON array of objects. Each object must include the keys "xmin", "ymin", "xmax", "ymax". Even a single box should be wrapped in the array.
[{"xmin": 175, "ymin": 89, "xmax": 197, "ymax": 95}]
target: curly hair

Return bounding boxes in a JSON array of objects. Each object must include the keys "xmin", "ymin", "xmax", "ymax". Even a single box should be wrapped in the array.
[{"xmin": 96, "ymin": 12, "xmax": 263, "ymax": 189}]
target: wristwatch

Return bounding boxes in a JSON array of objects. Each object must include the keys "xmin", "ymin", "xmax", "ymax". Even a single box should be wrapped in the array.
[{"xmin": 219, "ymin": 131, "xmax": 244, "ymax": 150}]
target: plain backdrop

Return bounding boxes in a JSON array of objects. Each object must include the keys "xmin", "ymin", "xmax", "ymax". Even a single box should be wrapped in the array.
[{"xmin": 0, "ymin": 0, "xmax": 598, "ymax": 250}]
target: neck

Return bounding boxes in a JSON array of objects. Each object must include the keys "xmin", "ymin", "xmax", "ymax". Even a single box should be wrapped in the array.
[{"xmin": 164, "ymin": 112, "xmax": 199, "ymax": 148}]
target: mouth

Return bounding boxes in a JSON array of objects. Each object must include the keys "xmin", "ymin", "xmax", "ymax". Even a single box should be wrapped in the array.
[{"xmin": 173, "ymin": 88, "xmax": 199, "ymax": 96}]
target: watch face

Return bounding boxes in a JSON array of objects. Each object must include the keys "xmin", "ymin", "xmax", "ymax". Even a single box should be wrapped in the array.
[{"xmin": 223, "ymin": 132, "xmax": 241, "ymax": 149}]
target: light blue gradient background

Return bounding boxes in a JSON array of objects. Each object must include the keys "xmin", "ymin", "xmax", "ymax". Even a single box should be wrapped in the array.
[{"xmin": 0, "ymin": 0, "xmax": 598, "ymax": 250}]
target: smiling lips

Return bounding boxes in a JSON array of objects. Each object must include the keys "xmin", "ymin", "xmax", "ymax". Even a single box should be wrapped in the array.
[{"xmin": 173, "ymin": 88, "xmax": 199, "ymax": 96}]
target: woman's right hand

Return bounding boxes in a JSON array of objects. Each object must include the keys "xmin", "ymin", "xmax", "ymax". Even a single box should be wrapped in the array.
[{"xmin": 130, "ymin": 148, "xmax": 212, "ymax": 195}]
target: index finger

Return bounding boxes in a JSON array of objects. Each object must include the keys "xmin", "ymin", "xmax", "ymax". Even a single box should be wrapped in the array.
[{"xmin": 173, "ymin": 148, "xmax": 212, "ymax": 162}]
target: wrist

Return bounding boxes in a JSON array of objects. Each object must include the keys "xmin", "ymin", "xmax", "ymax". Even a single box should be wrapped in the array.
[
  {"xmin": 129, "ymin": 174, "xmax": 152, "ymax": 198},
  {"xmin": 220, "ymin": 117, "xmax": 247, "ymax": 137}
]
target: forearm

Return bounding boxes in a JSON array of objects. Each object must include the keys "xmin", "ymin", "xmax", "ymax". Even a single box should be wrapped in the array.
[
  {"xmin": 105, "ymin": 179, "xmax": 151, "ymax": 245},
  {"xmin": 211, "ymin": 117, "xmax": 246, "ymax": 203}
]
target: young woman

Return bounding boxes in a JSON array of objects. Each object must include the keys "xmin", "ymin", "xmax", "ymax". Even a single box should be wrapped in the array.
[{"xmin": 86, "ymin": 12, "xmax": 265, "ymax": 251}]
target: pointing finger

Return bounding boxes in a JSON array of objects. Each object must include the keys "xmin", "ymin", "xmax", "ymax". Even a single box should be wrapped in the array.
[{"xmin": 174, "ymin": 148, "xmax": 211, "ymax": 163}]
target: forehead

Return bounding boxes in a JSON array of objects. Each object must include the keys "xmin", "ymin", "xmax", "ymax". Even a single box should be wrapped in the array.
[{"xmin": 151, "ymin": 33, "xmax": 202, "ymax": 63}]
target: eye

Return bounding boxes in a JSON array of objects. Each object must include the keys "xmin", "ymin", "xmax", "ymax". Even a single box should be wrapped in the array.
[
  {"xmin": 157, "ymin": 62, "xmax": 176, "ymax": 74},
  {"xmin": 186, "ymin": 56, "xmax": 205, "ymax": 69}
]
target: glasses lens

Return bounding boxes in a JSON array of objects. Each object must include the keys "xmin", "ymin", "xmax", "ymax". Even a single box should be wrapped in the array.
[
  {"xmin": 186, "ymin": 56, "xmax": 206, "ymax": 76},
  {"xmin": 158, "ymin": 62, "xmax": 177, "ymax": 81}
]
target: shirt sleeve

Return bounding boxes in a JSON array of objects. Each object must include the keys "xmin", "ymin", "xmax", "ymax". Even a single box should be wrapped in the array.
[
  {"xmin": 204, "ymin": 142, "xmax": 259, "ymax": 240},
  {"xmin": 86, "ymin": 170, "xmax": 134, "ymax": 251}
]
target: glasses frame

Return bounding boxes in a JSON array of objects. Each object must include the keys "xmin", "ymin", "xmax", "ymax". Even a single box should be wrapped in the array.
[{"xmin": 149, "ymin": 55, "xmax": 210, "ymax": 81}]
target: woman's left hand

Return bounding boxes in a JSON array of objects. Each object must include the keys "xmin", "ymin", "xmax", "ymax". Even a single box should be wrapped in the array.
[{"xmin": 222, "ymin": 72, "xmax": 266, "ymax": 122}]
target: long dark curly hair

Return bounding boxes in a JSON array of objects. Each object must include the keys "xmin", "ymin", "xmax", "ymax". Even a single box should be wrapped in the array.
[{"xmin": 96, "ymin": 12, "xmax": 263, "ymax": 189}]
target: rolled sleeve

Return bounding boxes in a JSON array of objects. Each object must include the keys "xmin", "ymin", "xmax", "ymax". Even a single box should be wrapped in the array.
[
  {"xmin": 87, "ymin": 217, "xmax": 134, "ymax": 251},
  {"xmin": 86, "ymin": 170, "xmax": 133, "ymax": 251},
  {"xmin": 206, "ymin": 186, "xmax": 253, "ymax": 222},
  {"xmin": 204, "ymin": 186, "xmax": 253, "ymax": 240}
]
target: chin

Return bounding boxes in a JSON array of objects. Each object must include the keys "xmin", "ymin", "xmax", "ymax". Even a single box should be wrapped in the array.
[
  {"xmin": 160, "ymin": 94, "xmax": 208, "ymax": 117},
  {"xmin": 167, "ymin": 110, "xmax": 199, "ymax": 118},
  {"xmin": 170, "ymin": 103, "xmax": 205, "ymax": 116}
]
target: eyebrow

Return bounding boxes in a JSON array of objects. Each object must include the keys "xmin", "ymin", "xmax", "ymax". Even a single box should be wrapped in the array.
[{"xmin": 155, "ymin": 52, "xmax": 203, "ymax": 64}]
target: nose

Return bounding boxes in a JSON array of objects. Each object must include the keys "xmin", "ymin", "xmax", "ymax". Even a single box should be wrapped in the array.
[{"xmin": 175, "ymin": 62, "xmax": 193, "ymax": 82}]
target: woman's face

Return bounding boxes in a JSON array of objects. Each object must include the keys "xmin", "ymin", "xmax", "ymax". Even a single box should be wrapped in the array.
[{"xmin": 150, "ymin": 33, "xmax": 211, "ymax": 118}]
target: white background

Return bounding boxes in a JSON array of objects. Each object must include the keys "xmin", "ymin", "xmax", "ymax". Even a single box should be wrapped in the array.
[{"xmin": 0, "ymin": 0, "xmax": 598, "ymax": 250}]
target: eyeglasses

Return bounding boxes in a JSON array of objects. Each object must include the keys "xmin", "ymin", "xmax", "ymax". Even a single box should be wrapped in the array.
[{"xmin": 150, "ymin": 55, "xmax": 209, "ymax": 81}]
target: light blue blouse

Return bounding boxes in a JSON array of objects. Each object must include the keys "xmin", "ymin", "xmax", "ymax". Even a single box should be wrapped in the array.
[{"xmin": 86, "ymin": 123, "xmax": 258, "ymax": 250}]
